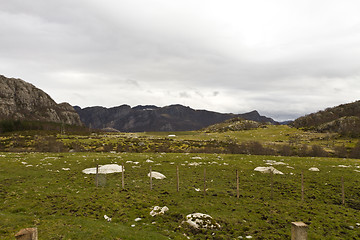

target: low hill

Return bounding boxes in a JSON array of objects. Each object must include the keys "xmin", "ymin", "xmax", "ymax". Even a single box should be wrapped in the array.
[
  {"xmin": 203, "ymin": 117, "xmax": 266, "ymax": 132},
  {"xmin": 293, "ymin": 100, "xmax": 360, "ymax": 136},
  {"xmin": 0, "ymin": 75, "xmax": 82, "ymax": 128},
  {"xmin": 74, "ymin": 105, "xmax": 277, "ymax": 132}
]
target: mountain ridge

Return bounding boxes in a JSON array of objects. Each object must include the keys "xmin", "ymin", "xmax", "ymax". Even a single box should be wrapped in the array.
[{"xmin": 74, "ymin": 104, "xmax": 278, "ymax": 132}]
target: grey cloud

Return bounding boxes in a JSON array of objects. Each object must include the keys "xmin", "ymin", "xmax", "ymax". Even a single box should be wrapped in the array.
[
  {"xmin": 179, "ymin": 92, "xmax": 191, "ymax": 98},
  {"xmin": 1, "ymin": 0, "xmax": 360, "ymax": 121}
]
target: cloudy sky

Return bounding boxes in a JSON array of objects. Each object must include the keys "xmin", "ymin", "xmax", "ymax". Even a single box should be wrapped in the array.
[{"xmin": 1, "ymin": 0, "xmax": 360, "ymax": 121}]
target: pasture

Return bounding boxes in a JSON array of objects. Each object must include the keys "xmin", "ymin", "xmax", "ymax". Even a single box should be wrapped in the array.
[{"xmin": 1, "ymin": 152, "xmax": 359, "ymax": 239}]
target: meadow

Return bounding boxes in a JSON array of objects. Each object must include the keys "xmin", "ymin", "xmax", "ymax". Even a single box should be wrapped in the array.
[{"xmin": 1, "ymin": 151, "xmax": 359, "ymax": 239}]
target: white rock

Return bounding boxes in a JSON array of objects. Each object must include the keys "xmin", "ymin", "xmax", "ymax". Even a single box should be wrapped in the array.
[
  {"xmin": 309, "ymin": 167, "xmax": 320, "ymax": 172},
  {"xmin": 148, "ymin": 171, "xmax": 166, "ymax": 179},
  {"xmin": 135, "ymin": 218, "xmax": 142, "ymax": 222},
  {"xmin": 185, "ymin": 213, "xmax": 221, "ymax": 229},
  {"xmin": 146, "ymin": 159, "xmax": 154, "ymax": 163},
  {"xmin": 254, "ymin": 166, "xmax": 283, "ymax": 175},
  {"xmin": 150, "ymin": 206, "xmax": 169, "ymax": 216},
  {"xmin": 82, "ymin": 164, "xmax": 124, "ymax": 174},
  {"xmin": 104, "ymin": 215, "xmax": 112, "ymax": 222}
]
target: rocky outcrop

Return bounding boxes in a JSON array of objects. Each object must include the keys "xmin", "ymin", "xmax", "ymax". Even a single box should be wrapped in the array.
[
  {"xmin": 0, "ymin": 75, "xmax": 82, "ymax": 125},
  {"xmin": 203, "ymin": 117, "xmax": 265, "ymax": 132},
  {"xmin": 75, "ymin": 104, "xmax": 277, "ymax": 132}
]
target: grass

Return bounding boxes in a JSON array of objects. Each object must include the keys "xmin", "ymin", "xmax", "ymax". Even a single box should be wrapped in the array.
[{"xmin": 1, "ymin": 152, "xmax": 359, "ymax": 239}]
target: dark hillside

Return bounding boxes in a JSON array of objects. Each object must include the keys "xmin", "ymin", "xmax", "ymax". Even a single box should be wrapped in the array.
[
  {"xmin": 293, "ymin": 100, "xmax": 360, "ymax": 136},
  {"xmin": 75, "ymin": 105, "xmax": 278, "ymax": 132}
]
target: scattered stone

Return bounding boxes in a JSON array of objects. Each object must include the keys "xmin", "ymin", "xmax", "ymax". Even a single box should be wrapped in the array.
[
  {"xmin": 135, "ymin": 218, "xmax": 142, "ymax": 222},
  {"xmin": 150, "ymin": 206, "xmax": 169, "ymax": 216},
  {"xmin": 309, "ymin": 167, "xmax": 320, "ymax": 172},
  {"xmin": 82, "ymin": 164, "xmax": 124, "ymax": 174},
  {"xmin": 146, "ymin": 159, "xmax": 154, "ymax": 163},
  {"xmin": 185, "ymin": 213, "xmax": 221, "ymax": 230},
  {"xmin": 104, "ymin": 215, "xmax": 112, "ymax": 222},
  {"xmin": 254, "ymin": 166, "xmax": 284, "ymax": 175},
  {"xmin": 148, "ymin": 171, "xmax": 166, "ymax": 179}
]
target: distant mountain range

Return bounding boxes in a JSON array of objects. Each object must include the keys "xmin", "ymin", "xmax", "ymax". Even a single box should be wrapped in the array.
[
  {"xmin": 74, "ymin": 105, "xmax": 278, "ymax": 132},
  {"xmin": 6, "ymin": 74, "xmax": 359, "ymax": 135}
]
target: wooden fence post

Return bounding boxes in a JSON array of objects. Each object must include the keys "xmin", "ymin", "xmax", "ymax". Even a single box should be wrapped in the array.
[
  {"xmin": 15, "ymin": 227, "xmax": 38, "ymax": 240},
  {"xmin": 150, "ymin": 166, "xmax": 153, "ymax": 190},
  {"xmin": 176, "ymin": 165, "xmax": 180, "ymax": 192},
  {"xmin": 341, "ymin": 176, "xmax": 345, "ymax": 206},
  {"xmin": 96, "ymin": 164, "xmax": 99, "ymax": 188},
  {"xmin": 291, "ymin": 222, "xmax": 308, "ymax": 240},
  {"xmin": 203, "ymin": 168, "xmax": 206, "ymax": 196},
  {"xmin": 236, "ymin": 169, "xmax": 239, "ymax": 198},
  {"xmin": 122, "ymin": 162, "xmax": 125, "ymax": 189},
  {"xmin": 301, "ymin": 171, "xmax": 304, "ymax": 203}
]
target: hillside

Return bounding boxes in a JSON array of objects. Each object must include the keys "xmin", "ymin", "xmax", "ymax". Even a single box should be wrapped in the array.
[
  {"xmin": 293, "ymin": 100, "xmax": 360, "ymax": 136},
  {"xmin": 203, "ymin": 117, "xmax": 265, "ymax": 132},
  {"xmin": 74, "ymin": 105, "xmax": 277, "ymax": 132},
  {"xmin": 0, "ymin": 75, "xmax": 82, "ymax": 126}
]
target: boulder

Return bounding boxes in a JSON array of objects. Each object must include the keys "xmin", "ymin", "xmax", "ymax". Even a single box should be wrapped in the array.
[
  {"xmin": 254, "ymin": 166, "xmax": 284, "ymax": 175},
  {"xmin": 185, "ymin": 213, "xmax": 221, "ymax": 230}
]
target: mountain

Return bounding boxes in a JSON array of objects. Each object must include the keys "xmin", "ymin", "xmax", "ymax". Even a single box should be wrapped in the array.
[
  {"xmin": 74, "ymin": 104, "xmax": 277, "ymax": 132},
  {"xmin": 0, "ymin": 75, "xmax": 82, "ymax": 126},
  {"xmin": 293, "ymin": 100, "xmax": 360, "ymax": 136}
]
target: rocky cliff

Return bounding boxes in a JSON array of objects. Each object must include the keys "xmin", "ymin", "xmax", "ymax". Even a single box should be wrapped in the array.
[
  {"xmin": 75, "ymin": 104, "xmax": 277, "ymax": 132},
  {"xmin": 0, "ymin": 75, "xmax": 82, "ymax": 126}
]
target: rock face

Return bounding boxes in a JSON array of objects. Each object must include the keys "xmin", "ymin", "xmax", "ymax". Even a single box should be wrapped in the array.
[
  {"xmin": 74, "ymin": 104, "xmax": 277, "ymax": 132},
  {"xmin": 0, "ymin": 75, "xmax": 82, "ymax": 125}
]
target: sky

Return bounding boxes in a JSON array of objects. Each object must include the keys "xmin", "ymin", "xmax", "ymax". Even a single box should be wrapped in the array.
[{"xmin": 1, "ymin": 0, "xmax": 360, "ymax": 121}]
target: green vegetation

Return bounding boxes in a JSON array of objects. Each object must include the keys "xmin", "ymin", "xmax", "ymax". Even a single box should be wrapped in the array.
[
  {"xmin": 0, "ymin": 152, "xmax": 359, "ymax": 239},
  {"xmin": 1, "ymin": 125, "xmax": 359, "ymax": 158},
  {"xmin": 0, "ymin": 125, "xmax": 360, "ymax": 239}
]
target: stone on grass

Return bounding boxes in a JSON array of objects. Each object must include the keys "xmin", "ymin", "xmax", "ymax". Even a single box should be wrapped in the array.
[
  {"xmin": 104, "ymin": 215, "xmax": 112, "ymax": 222},
  {"xmin": 150, "ymin": 206, "xmax": 169, "ymax": 216},
  {"xmin": 148, "ymin": 171, "xmax": 166, "ymax": 179},
  {"xmin": 185, "ymin": 213, "xmax": 221, "ymax": 230},
  {"xmin": 82, "ymin": 164, "xmax": 124, "ymax": 174},
  {"xmin": 254, "ymin": 166, "xmax": 283, "ymax": 175},
  {"xmin": 309, "ymin": 167, "xmax": 320, "ymax": 172}
]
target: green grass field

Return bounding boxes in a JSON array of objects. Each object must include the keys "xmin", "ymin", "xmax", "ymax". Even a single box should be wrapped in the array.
[{"xmin": 1, "ymin": 152, "xmax": 359, "ymax": 239}]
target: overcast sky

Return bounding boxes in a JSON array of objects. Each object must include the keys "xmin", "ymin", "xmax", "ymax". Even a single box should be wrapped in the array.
[{"xmin": 1, "ymin": 0, "xmax": 360, "ymax": 121}]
